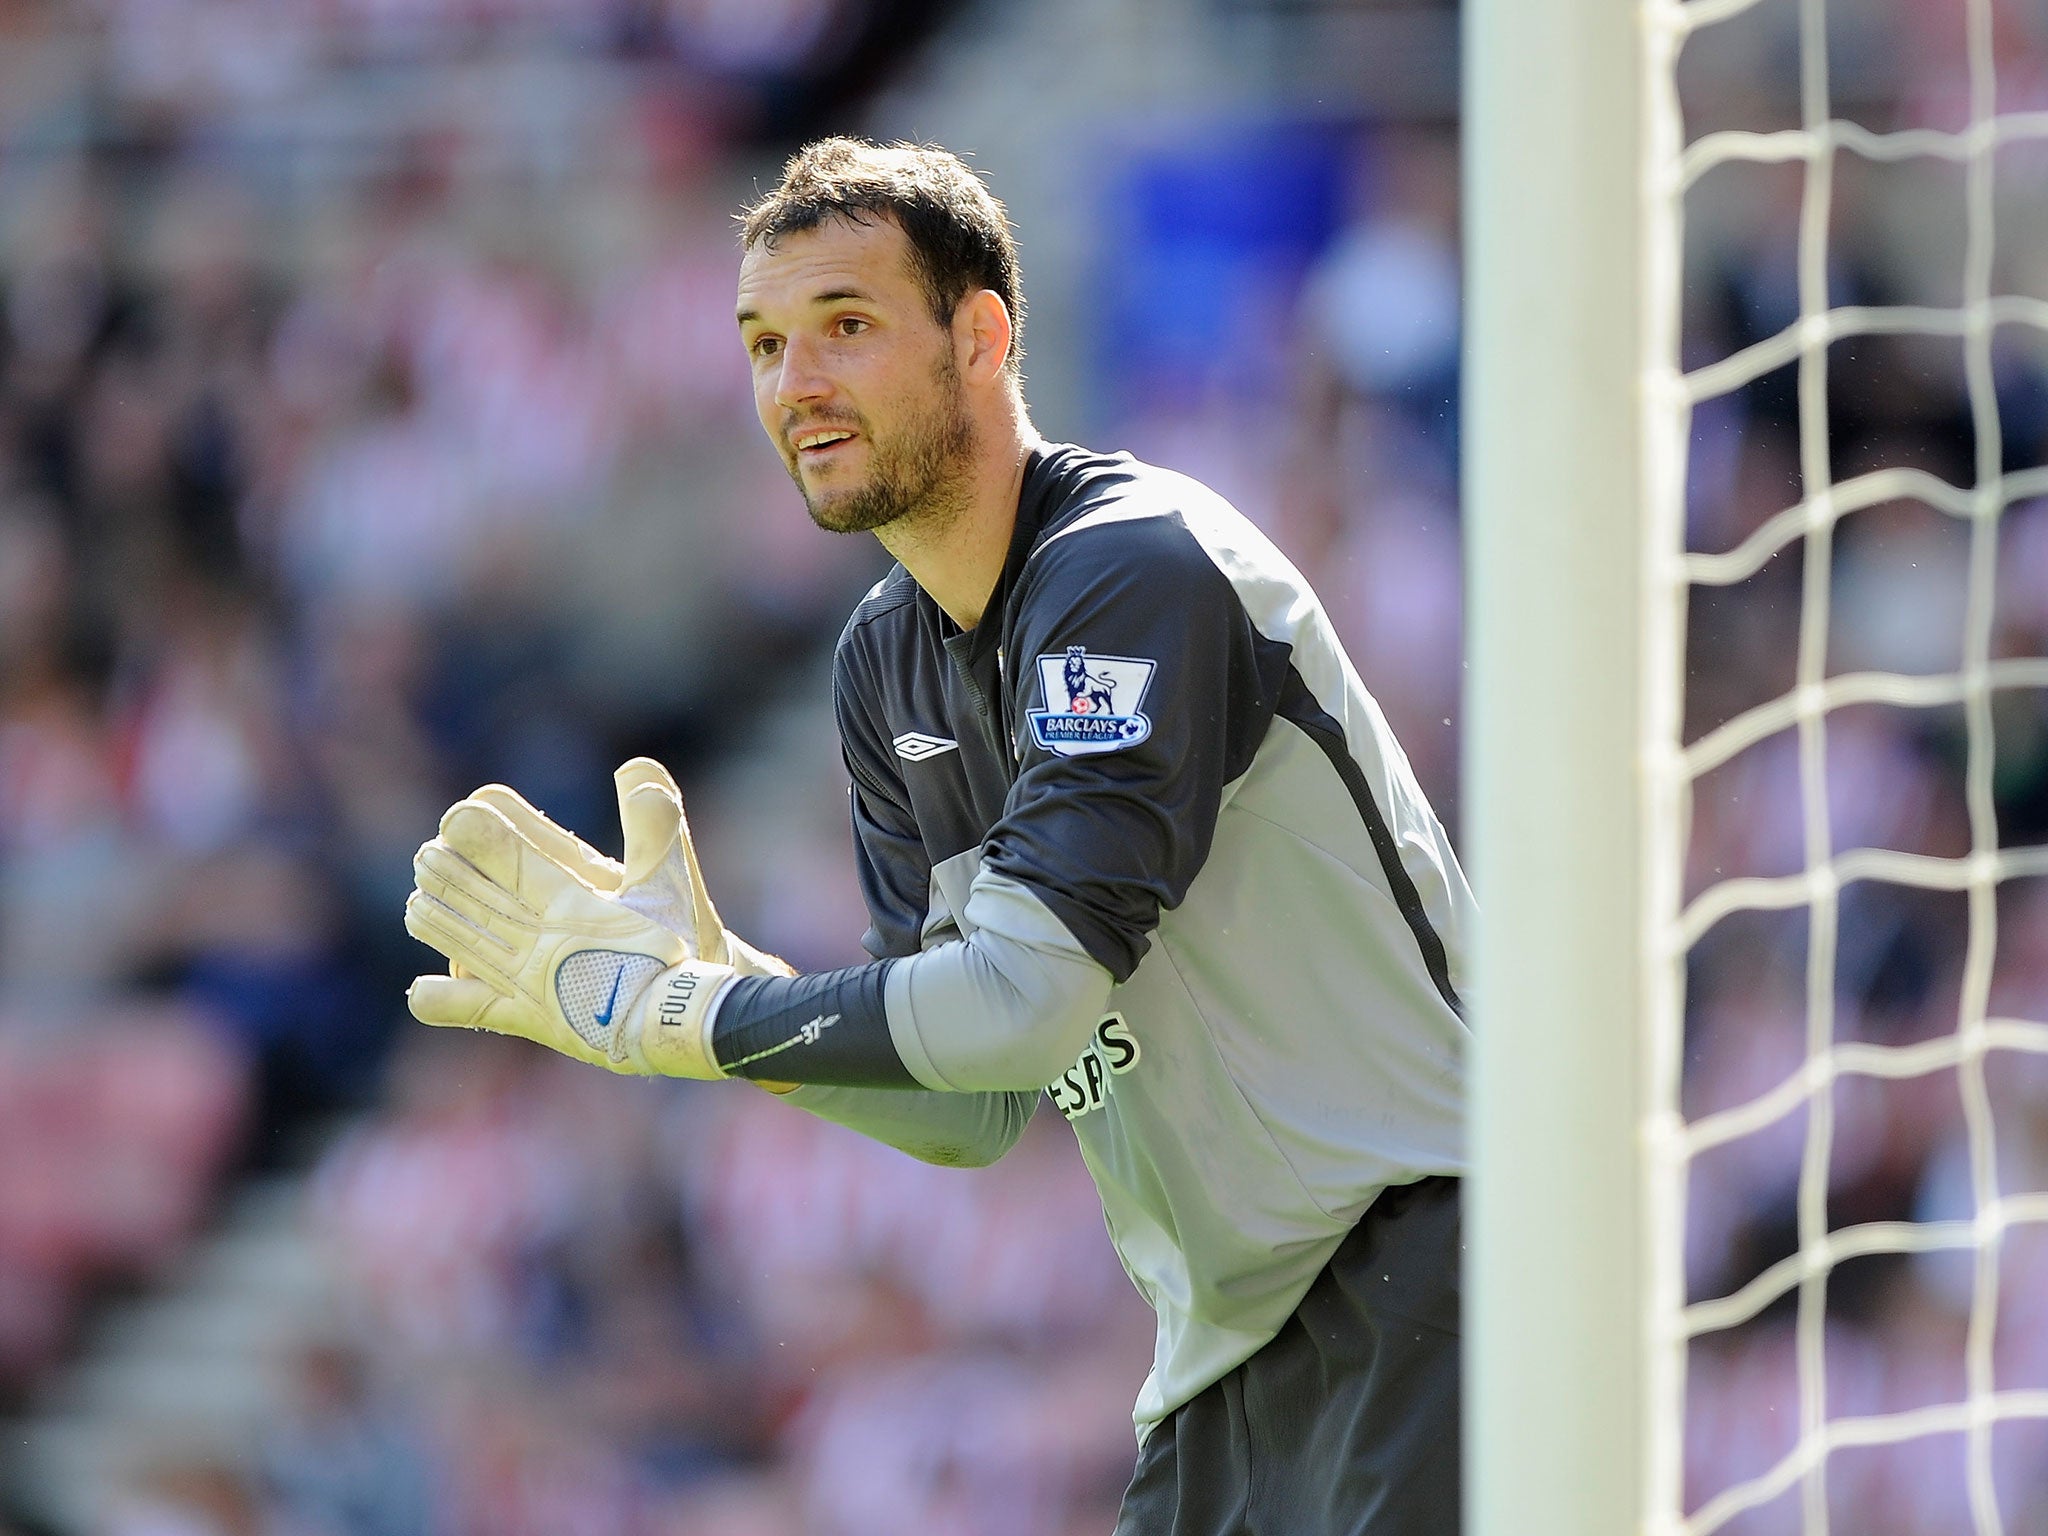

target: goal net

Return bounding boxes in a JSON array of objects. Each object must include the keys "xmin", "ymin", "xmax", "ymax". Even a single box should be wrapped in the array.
[
  {"xmin": 1643, "ymin": 0, "xmax": 2048, "ymax": 1529},
  {"xmin": 1468, "ymin": 0, "xmax": 2048, "ymax": 1531}
]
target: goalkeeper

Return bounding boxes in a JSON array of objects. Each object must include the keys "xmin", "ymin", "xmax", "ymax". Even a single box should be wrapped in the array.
[{"xmin": 406, "ymin": 138, "xmax": 1471, "ymax": 1535}]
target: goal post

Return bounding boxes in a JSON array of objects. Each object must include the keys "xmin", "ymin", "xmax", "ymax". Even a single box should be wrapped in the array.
[{"xmin": 1463, "ymin": 0, "xmax": 1664, "ymax": 1531}]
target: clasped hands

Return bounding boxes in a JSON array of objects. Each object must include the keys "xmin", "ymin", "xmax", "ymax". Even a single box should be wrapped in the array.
[{"xmin": 403, "ymin": 759, "xmax": 792, "ymax": 1080}]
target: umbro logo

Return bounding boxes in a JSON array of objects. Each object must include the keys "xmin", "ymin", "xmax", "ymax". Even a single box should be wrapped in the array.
[{"xmin": 893, "ymin": 731, "xmax": 959, "ymax": 763}]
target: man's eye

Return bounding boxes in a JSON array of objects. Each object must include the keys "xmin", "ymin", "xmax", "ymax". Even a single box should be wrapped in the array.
[
  {"xmin": 834, "ymin": 317, "xmax": 868, "ymax": 337},
  {"xmin": 749, "ymin": 336, "xmax": 782, "ymax": 360}
]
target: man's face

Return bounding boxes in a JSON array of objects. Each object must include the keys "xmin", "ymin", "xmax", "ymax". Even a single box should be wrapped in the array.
[{"xmin": 736, "ymin": 215, "xmax": 976, "ymax": 535}]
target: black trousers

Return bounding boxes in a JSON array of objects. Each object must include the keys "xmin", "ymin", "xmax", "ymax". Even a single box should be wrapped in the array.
[{"xmin": 1114, "ymin": 1176, "xmax": 1463, "ymax": 1536}]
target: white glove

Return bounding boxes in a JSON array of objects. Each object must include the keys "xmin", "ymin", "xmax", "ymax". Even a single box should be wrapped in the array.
[
  {"xmin": 404, "ymin": 798, "xmax": 735, "ymax": 1079},
  {"xmin": 469, "ymin": 758, "xmax": 794, "ymax": 980}
]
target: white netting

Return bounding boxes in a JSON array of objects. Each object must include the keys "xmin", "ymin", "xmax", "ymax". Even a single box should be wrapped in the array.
[{"xmin": 1642, "ymin": 0, "xmax": 2048, "ymax": 1531}]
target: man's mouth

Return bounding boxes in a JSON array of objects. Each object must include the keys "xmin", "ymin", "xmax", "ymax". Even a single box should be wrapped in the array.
[{"xmin": 792, "ymin": 427, "xmax": 859, "ymax": 461}]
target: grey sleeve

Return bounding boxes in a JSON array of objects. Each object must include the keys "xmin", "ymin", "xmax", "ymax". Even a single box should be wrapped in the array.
[
  {"xmin": 727, "ymin": 894, "xmax": 1062, "ymax": 1156},
  {"xmin": 711, "ymin": 866, "xmax": 1114, "ymax": 1094},
  {"xmin": 769, "ymin": 1081, "xmax": 1036, "ymax": 1169},
  {"xmin": 732, "ymin": 901, "xmax": 1066, "ymax": 1157},
  {"xmin": 883, "ymin": 868, "xmax": 1116, "ymax": 1092}
]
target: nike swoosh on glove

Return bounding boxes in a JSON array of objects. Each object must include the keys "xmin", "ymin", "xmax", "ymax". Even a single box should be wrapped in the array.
[{"xmin": 404, "ymin": 798, "xmax": 734, "ymax": 1079}]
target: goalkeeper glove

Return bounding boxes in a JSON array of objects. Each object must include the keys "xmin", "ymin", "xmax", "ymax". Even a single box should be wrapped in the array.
[
  {"xmin": 468, "ymin": 758, "xmax": 794, "ymax": 980},
  {"xmin": 404, "ymin": 798, "xmax": 736, "ymax": 1079}
]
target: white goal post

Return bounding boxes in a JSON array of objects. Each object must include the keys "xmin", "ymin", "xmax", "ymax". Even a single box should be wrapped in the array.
[{"xmin": 1463, "ymin": 0, "xmax": 1658, "ymax": 1530}]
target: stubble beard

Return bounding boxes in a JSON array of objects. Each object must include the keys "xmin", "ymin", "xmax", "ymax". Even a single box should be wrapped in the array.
[{"xmin": 793, "ymin": 357, "xmax": 978, "ymax": 539}]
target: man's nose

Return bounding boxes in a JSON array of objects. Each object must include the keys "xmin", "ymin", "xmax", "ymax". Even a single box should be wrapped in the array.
[{"xmin": 772, "ymin": 337, "xmax": 832, "ymax": 411}]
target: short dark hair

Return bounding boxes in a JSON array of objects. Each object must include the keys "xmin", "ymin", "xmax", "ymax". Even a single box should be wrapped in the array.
[{"xmin": 740, "ymin": 137, "xmax": 1025, "ymax": 376}]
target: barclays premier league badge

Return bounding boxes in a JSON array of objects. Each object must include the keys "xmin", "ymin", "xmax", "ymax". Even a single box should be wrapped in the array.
[{"xmin": 1028, "ymin": 646, "xmax": 1156, "ymax": 757}]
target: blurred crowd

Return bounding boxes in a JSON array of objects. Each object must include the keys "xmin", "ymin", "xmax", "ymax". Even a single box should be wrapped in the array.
[
  {"xmin": 0, "ymin": 0, "xmax": 892, "ymax": 1403},
  {"xmin": 0, "ymin": 0, "xmax": 2044, "ymax": 1531}
]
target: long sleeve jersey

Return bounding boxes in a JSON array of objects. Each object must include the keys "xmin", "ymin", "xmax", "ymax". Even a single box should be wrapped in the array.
[{"xmin": 736, "ymin": 443, "xmax": 1472, "ymax": 1435}]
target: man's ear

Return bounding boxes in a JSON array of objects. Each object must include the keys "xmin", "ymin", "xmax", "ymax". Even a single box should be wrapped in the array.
[{"xmin": 955, "ymin": 289, "xmax": 1014, "ymax": 386}]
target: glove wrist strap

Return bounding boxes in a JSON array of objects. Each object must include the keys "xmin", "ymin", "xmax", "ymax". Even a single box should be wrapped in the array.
[{"xmin": 622, "ymin": 962, "xmax": 737, "ymax": 1078}]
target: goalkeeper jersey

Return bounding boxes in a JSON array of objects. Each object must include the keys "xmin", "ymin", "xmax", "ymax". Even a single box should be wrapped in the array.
[{"xmin": 822, "ymin": 443, "xmax": 1470, "ymax": 1434}]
